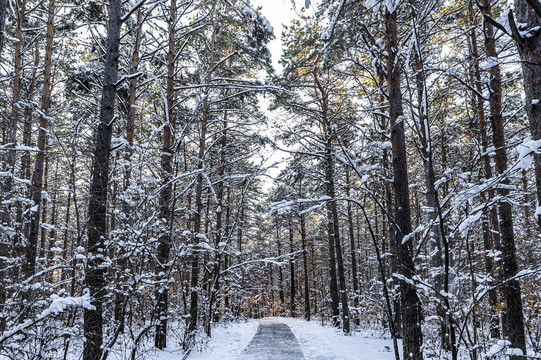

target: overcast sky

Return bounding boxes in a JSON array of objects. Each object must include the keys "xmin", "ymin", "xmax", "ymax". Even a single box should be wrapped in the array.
[{"xmin": 251, "ymin": 0, "xmax": 316, "ymax": 72}]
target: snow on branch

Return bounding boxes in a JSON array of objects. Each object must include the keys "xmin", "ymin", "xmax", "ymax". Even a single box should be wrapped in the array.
[{"xmin": 0, "ymin": 292, "xmax": 95, "ymax": 345}]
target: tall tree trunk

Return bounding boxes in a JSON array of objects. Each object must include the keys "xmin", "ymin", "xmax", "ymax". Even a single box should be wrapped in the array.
[
  {"xmin": 409, "ymin": 9, "xmax": 455, "ymax": 356},
  {"xmin": 467, "ymin": 2, "xmax": 501, "ymax": 338},
  {"xmin": 1, "ymin": 0, "xmax": 26, "ymax": 243},
  {"xmin": 299, "ymin": 204, "xmax": 311, "ymax": 321},
  {"xmin": 288, "ymin": 221, "xmax": 296, "ymax": 317},
  {"xmin": 0, "ymin": 0, "xmax": 6, "ymax": 57},
  {"xmin": 39, "ymin": 155, "xmax": 48, "ymax": 259},
  {"xmin": 384, "ymin": 8, "xmax": 423, "ymax": 360},
  {"xmin": 515, "ymin": 0, "xmax": 541, "ymax": 229},
  {"xmin": 155, "ymin": 0, "xmax": 176, "ymax": 349},
  {"xmin": 345, "ymin": 166, "xmax": 359, "ymax": 307},
  {"xmin": 207, "ymin": 111, "xmax": 229, "ymax": 336},
  {"xmin": 313, "ymin": 70, "xmax": 350, "ymax": 333},
  {"xmin": 277, "ymin": 228, "xmax": 285, "ymax": 306},
  {"xmin": 26, "ymin": 0, "xmax": 55, "ymax": 278},
  {"xmin": 481, "ymin": 1, "xmax": 526, "ymax": 355},
  {"xmin": 83, "ymin": 0, "xmax": 121, "ymax": 358}
]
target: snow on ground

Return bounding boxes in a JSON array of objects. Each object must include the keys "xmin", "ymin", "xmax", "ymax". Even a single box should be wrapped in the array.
[
  {"xmin": 153, "ymin": 317, "xmax": 397, "ymax": 360},
  {"xmin": 278, "ymin": 317, "xmax": 398, "ymax": 360},
  {"xmin": 151, "ymin": 319, "xmax": 259, "ymax": 360}
]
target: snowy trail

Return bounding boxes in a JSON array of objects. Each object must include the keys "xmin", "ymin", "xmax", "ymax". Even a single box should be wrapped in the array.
[{"xmin": 237, "ymin": 318, "xmax": 305, "ymax": 360}]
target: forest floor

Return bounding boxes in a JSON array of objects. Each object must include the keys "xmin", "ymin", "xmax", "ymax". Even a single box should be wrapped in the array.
[{"xmin": 151, "ymin": 317, "xmax": 397, "ymax": 360}]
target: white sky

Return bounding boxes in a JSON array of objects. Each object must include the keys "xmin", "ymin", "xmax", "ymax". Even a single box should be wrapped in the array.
[
  {"xmin": 249, "ymin": 0, "xmax": 317, "ymax": 192},
  {"xmin": 252, "ymin": 0, "xmax": 316, "ymax": 72}
]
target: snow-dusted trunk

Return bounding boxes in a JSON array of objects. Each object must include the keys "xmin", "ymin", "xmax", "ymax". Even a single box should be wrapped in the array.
[
  {"xmin": 467, "ymin": 4, "xmax": 501, "ymax": 338},
  {"xmin": 515, "ymin": 0, "xmax": 541, "ymax": 229},
  {"xmin": 114, "ymin": 9, "xmax": 144, "ymax": 334},
  {"xmin": 299, "ymin": 204, "xmax": 311, "ymax": 321},
  {"xmin": 345, "ymin": 167, "xmax": 359, "ymax": 307},
  {"xmin": 314, "ymin": 71, "xmax": 350, "ymax": 333},
  {"xmin": 155, "ymin": 0, "xmax": 176, "ymax": 349},
  {"xmin": 384, "ymin": 8, "xmax": 423, "ymax": 360},
  {"xmin": 83, "ymin": 0, "xmax": 121, "ymax": 357},
  {"xmin": 481, "ymin": 0, "xmax": 526, "ymax": 355},
  {"xmin": 206, "ymin": 114, "xmax": 229, "ymax": 336},
  {"xmin": 288, "ymin": 221, "xmax": 296, "ymax": 317},
  {"xmin": 409, "ymin": 6, "xmax": 455, "ymax": 355},
  {"xmin": 0, "ymin": 0, "xmax": 6, "ymax": 57},
  {"xmin": 1, "ymin": 0, "xmax": 26, "ymax": 234},
  {"xmin": 187, "ymin": 23, "xmax": 214, "ymax": 341},
  {"xmin": 26, "ymin": 0, "xmax": 55, "ymax": 279}
]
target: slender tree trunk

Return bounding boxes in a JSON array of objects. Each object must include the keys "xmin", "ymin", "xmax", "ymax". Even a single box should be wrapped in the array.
[
  {"xmin": 299, "ymin": 205, "xmax": 311, "ymax": 321},
  {"xmin": 345, "ymin": 166, "xmax": 359, "ymax": 307},
  {"xmin": 515, "ymin": 0, "xmax": 541, "ymax": 229},
  {"xmin": 1, "ymin": 0, "xmax": 26, "ymax": 238},
  {"xmin": 0, "ymin": 0, "xmax": 6, "ymax": 57},
  {"xmin": 207, "ymin": 111, "xmax": 229, "ymax": 335},
  {"xmin": 83, "ymin": 0, "xmax": 121, "ymax": 357},
  {"xmin": 288, "ymin": 221, "xmax": 296, "ymax": 317},
  {"xmin": 481, "ymin": 1, "xmax": 526, "ymax": 355},
  {"xmin": 155, "ymin": 1, "xmax": 176, "ymax": 349},
  {"xmin": 26, "ymin": 0, "xmax": 55, "ymax": 278},
  {"xmin": 188, "ymin": 60, "xmax": 213, "ymax": 348},
  {"xmin": 314, "ymin": 71, "xmax": 350, "ymax": 333},
  {"xmin": 467, "ymin": 3, "xmax": 501, "ymax": 338},
  {"xmin": 384, "ymin": 8, "xmax": 423, "ymax": 360},
  {"xmin": 409, "ymin": 10, "xmax": 456, "ymax": 356},
  {"xmin": 39, "ymin": 155, "xmax": 48, "ymax": 259},
  {"xmin": 277, "ymin": 228, "xmax": 285, "ymax": 306}
]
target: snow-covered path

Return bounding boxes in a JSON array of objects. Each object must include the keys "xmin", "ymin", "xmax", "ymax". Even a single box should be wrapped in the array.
[
  {"xmin": 237, "ymin": 319, "xmax": 305, "ymax": 359},
  {"xmin": 177, "ymin": 317, "xmax": 397, "ymax": 360}
]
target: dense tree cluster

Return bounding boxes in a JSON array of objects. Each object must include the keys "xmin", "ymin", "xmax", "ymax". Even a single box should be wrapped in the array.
[{"xmin": 0, "ymin": 0, "xmax": 540, "ymax": 359}]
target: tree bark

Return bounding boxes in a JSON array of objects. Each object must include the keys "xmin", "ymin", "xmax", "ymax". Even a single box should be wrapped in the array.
[
  {"xmin": 314, "ymin": 70, "xmax": 350, "ymax": 333},
  {"xmin": 299, "ymin": 203, "xmax": 311, "ymax": 321},
  {"xmin": 26, "ymin": 0, "xmax": 55, "ymax": 278},
  {"xmin": 384, "ymin": 8, "xmax": 423, "ymax": 360},
  {"xmin": 515, "ymin": 0, "xmax": 541, "ymax": 229},
  {"xmin": 467, "ymin": 1, "xmax": 501, "ymax": 338},
  {"xmin": 83, "ymin": 0, "xmax": 121, "ymax": 358},
  {"xmin": 289, "ymin": 221, "xmax": 296, "ymax": 317},
  {"xmin": 155, "ymin": 0, "xmax": 176, "ymax": 348},
  {"xmin": 481, "ymin": 1, "xmax": 527, "ymax": 355},
  {"xmin": 345, "ymin": 166, "xmax": 359, "ymax": 307}
]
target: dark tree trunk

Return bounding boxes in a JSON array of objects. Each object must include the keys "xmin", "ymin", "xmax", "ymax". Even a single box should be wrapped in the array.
[
  {"xmin": 206, "ymin": 111, "xmax": 229, "ymax": 336},
  {"xmin": 1, "ymin": 0, "xmax": 26, "ymax": 243},
  {"xmin": 278, "ymin": 229, "xmax": 285, "ymax": 305},
  {"xmin": 115, "ymin": 9, "xmax": 143, "ymax": 334},
  {"xmin": 155, "ymin": 0, "xmax": 176, "ymax": 349},
  {"xmin": 384, "ymin": 8, "xmax": 423, "ymax": 360},
  {"xmin": 299, "ymin": 207, "xmax": 311, "ymax": 321},
  {"xmin": 26, "ymin": 0, "xmax": 55, "ymax": 278},
  {"xmin": 313, "ymin": 70, "xmax": 350, "ymax": 333},
  {"xmin": 481, "ymin": 1, "xmax": 526, "ymax": 355},
  {"xmin": 409, "ymin": 8, "xmax": 456, "ymax": 356},
  {"xmin": 345, "ymin": 167, "xmax": 359, "ymax": 307},
  {"xmin": 289, "ymin": 221, "xmax": 296, "ymax": 317},
  {"xmin": 467, "ymin": 2, "xmax": 501, "ymax": 338},
  {"xmin": 515, "ymin": 0, "xmax": 541, "ymax": 229},
  {"xmin": 83, "ymin": 0, "xmax": 121, "ymax": 358},
  {"xmin": 0, "ymin": 0, "xmax": 6, "ymax": 57}
]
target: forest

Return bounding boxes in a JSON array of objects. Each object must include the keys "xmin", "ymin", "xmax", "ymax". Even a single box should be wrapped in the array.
[{"xmin": 0, "ymin": 0, "xmax": 540, "ymax": 359}]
